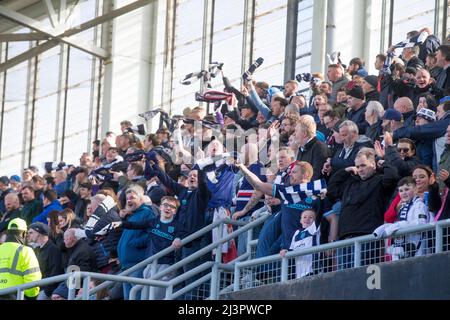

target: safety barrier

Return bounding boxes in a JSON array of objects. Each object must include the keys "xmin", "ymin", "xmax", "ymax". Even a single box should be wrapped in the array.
[
  {"xmin": 232, "ymin": 219, "xmax": 450, "ymax": 292},
  {"xmin": 0, "ymin": 214, "xmax": 270, "ymax": 300}
]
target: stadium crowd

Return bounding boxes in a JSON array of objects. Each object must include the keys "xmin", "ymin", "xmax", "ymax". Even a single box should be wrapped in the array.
[{"xmin": 0, "ymin": 26, "xmax": 450, "ymax": 300}]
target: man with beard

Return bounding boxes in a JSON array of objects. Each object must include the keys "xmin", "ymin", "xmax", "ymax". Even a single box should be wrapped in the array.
[
  {"xmin": 328, "ymin": 64, "xmax": 349, "ymax": 104},
  {"xmin": 0, "ymin": 193, "xmax": 22, "ymax": 233},
  {"xmin": 279, "ymin": 114, "xmax": 300, "ymax": 146},
  {"xmin": 20, "ymin": 185, "xmax": 43, "ymax": 225}
]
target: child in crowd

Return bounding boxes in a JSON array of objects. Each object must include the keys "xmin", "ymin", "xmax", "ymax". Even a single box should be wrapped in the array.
[
  {"xmin": 374, "ymin": 177, "xmax": 430, "ymax": 260},
  {"xmin": 280, "ymin": 209, "xmax": 321, "ymax": 278}
]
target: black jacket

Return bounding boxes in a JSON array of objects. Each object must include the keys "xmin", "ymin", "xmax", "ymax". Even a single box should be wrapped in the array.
[
  {"xmin": 329, "ymin": 142, "xmax": 366, "ymax": 177},
  {"xmin": 384, "ymin": 146, "xmax": 422, "ymax": 177},
  {"xmin": 436, "ymin": 67, "xmax": 450, "ymax": 93},
  {"xmin": 346, "ymin": 103, "xmax": 369, "ymax": 135},
  {"xmin": 406, "ymin": 56, "xmax": 425, "ymax": 73},
  {"xmin": 402, "ymin": 110, "xmax": 415, "ymax": 129},
  {"xmin": 146, "ymin": 184, "xmax": 167, "ymax": 206},
  {"xmin": 35, "ymin": 240, "xmax": 64, "ymax": 296},
  {"xmin": 84, "ymin": 202, "xmax": 122, "ymax": 269},
  {"xmin": 297, "ymin": 137, "xmax": 330, "ymax": 180},
  {"xmin": 365, "ymin": 120, "xmax": 383, "ymax": 143},
  {"xmin": 365, "ymin": 90, "xmax": 380, "ymax": 103},
  {"xmin": 21, "ymin": 199, "xmax": 43, "ymax": 226},
  {"xmin": 328, "ymin": 165, "xmax": 399, "ymax": 239},
  {"xmin": 155, "ymin": 169, "xmax": 211, "ymax": 241},
  {"xmin": 0, "ymin": 208, "xmax": 21, "ymax": 233},
  {"xmin": 74, "ymin": 198, "xmax": 89, "ymax": 220},
  {"xmin": 66, "ymin": 239, "xmax": 98, "ymax": 272},
  {"xmin": 418, "ymin": 35, "xmax": 441, "ymax": 63}
]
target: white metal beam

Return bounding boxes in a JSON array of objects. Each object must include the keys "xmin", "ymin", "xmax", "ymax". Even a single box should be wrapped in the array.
[
  {"xmin": 0, "ymin": 4, "xmax": 107, "ymax": 58},
  {"xmin": 0, "ymin": 0, "xmax": 156, "ymax": 72},
  {"xmin": 43, "ymin": 0, "xmax": 59, "ymax": 28},
  {"xmin": 59, "ymin": 0, "xmax": 67, "ymax": 23}
]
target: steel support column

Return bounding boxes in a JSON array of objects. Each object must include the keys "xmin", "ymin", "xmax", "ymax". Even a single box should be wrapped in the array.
[{"xmin": 284, "ymin": 0, "xmax": 298, "ymax": 82}]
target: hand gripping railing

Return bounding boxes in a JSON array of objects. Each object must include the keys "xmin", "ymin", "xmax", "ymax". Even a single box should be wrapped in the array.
[{"xmin": 232, "ymin": 219, "xmax": 450, "ymax": 292}]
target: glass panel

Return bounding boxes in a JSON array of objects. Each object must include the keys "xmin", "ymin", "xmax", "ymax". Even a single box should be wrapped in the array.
[
  {"xmin": 171, "ymin": 0, "xmax": 205, "ymax": 114},
  {"xmin": 31, "ymin": 46, "xmax": 61, "ymax": 168},
  {"xmin": 253, "ymin": 0, "xmax": 288, "ymax": 86},
  {"xmin": 295, "ymin": 0, "xmax": 314, "ymax": 92},
  {"xmin": 210, "ymin": 0, "xmax": 245, "ymax": 89},
  {"xmin": 63, "ymin": 48, "xmax": 94, "ymax": 164},
  {"xmin": 1, "ymin": 56, "xmax": 28, "ymax": 176},
  {"xmin": 392, "ymin": 0, "xmax": 436, "ymax": 46}
]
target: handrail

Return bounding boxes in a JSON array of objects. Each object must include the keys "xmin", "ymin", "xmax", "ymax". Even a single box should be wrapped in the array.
[
  {"xmin": 142, "ymin": 214, "xmax": 270, "ymax": 282},
  {"xmin": 232, "ymin": 219, "xmax": 450, "ymax": 292},
  {"xmin": 0, "ymin": 215, "xmax": 268, "ymax": 300},
  {"xmin": 85, "ymin": 217, "xmax": 248, "ymax": 297},
  {"xmin": 0, "ymin": 271, "xmax": 169, "ymax": 297},
  {"xmin": 235, "ymin": 219, "xmax": 450, "ymax": 268},
  {"xmin": 123, "ymin": 214, "xmax": 271, "ymax": 299}
]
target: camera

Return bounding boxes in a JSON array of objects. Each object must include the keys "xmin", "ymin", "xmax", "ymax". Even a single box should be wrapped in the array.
[
  {"xmin": 296, "ymin": 73, "xmax": 318, "ymax": 83},
  {"xmin": 125, "ymin": 124, "xmax": 146, "ymax": 136},
  {"xmin": 243, "ymin": 57, "xmax": 264, "ymax": 81},
  {"xmin": 88, "ymin": 168, "xmax": 114, "ymax": 182},
  {"xmin": 125, "ymin": 150, "xmax": 147, "ymax": 163},
  {"xmin": 43, "ymin": 161, "xmax": 67, "ymax": 173}
]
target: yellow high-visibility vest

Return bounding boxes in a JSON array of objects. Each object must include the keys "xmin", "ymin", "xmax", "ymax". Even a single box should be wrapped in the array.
[{"xmin": 0, "ymin": 242, "xmax": 42, "ymax": 298}]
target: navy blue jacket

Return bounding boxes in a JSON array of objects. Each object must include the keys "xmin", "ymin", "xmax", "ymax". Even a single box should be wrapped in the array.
[
  {"xmin": 393, "ymin": 112, "xmax": 450, "ymax": 143},
  {"xmin": 122, "ymin": 217, "xmax": 180, "ymax": 265},
  {"xmin": 156, "ymin": 170, "xmax": 211, "ymax": 240},
  {"xmin": 346, "ymin": 103, "xmax": 369, "ymax": 135},
  {"xmin": 330, "ymin": 142, "xmax": 366, "ymax": 177}
]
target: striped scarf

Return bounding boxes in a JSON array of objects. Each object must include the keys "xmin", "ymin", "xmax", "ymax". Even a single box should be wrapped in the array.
[{"xmin": 277, "ymin": 179, "xmax": 327, "ymax": 205}]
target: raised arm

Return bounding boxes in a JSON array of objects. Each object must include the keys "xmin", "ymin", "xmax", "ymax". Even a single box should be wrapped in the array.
[{"xmin": 236, "ymin": 162, "xmax": 273, "ymax": 196}]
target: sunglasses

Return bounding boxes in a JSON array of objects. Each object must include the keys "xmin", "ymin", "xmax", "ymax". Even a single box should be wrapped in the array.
[{"xmin": 397, "ymin": 148, "xmax": 410, "ymax": 153}]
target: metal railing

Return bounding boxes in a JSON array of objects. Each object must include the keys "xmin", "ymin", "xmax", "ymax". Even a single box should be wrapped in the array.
[
  {"xmin": 3, "ymin": 215, "xmax": 446, "ymax": 299},
  {"xmin": 232, "ymin": 219, "xmax": 450, "ymax": 292},
  {"xmin": 0, "ymin": 214, "xmax": 270, "ymax": 300},
  {"xmin": 127, "ymin": 213, "xmax": 270, "ymax": 300}
]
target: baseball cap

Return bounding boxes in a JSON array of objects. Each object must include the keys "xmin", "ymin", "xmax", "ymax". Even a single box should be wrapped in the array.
[
  {"xmin": 416, "ymin": 108, "xmax": 436, "ymax": 122},
  {"xmin": 383, "ymin": 109, "xmax": 402, "ymax": 121},
  {"xmin": 9, "ymin": 175, "xmax": 21, "ymax": 183},
  {"xmin": 29, "ymin": 222, "xmax": 50, "ymax": 236},
  {"xmin": 0, "ymin": 176, "xmax": 10, "ymax": 185},
  {"xmin": 356, "ymin": 68, "xmax": 368, "ymax": 77},
  {"xmin": 346, "ymin": 84, "xmax": 365, "ymax": 100},
  {"xmin": 363, "ymin": 75, "xmax": 378, "ymax": 88},
  {"xmin": 8, "ymin": 218, "xmax": 27, "ymax": 231},
  {"xmin": 224, "ymin": 110, "xmax": 239, "ymax": 123},
  {"xmin": 439, "ymin": 96, "xmax": 450, "ymax": 104}
]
